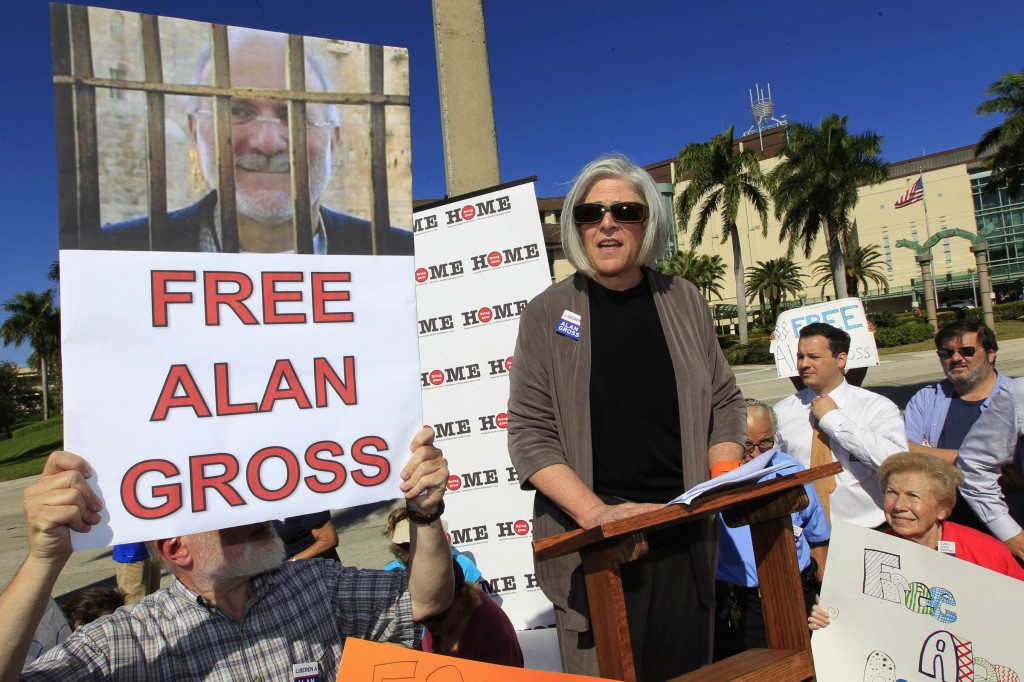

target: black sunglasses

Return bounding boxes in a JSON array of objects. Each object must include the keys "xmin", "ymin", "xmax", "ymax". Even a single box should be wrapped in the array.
[
  {"xmin": 936, "ymin": 346, "xmax": 978, "ymax": 359},
  {"xmin": 573, "ymin": 202, "xmax": 648, "ymax": 225}
]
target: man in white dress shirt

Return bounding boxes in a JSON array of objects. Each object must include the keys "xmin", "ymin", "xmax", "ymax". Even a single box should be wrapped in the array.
[{"xmin": 774, "ymin": 323, "xmax": 908, "ymax": 527}]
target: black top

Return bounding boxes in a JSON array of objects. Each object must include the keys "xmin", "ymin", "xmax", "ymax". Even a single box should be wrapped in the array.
[
  {"xmin": 589, "ymin": 277, "xmax": 685, "ymax": 503},
  {"xmin": 937, "ymin": 395, "xmax": 986, "ymax": 450},
  {"xmin": 272, "ymin": 511, "xmax": 340, "ymax": 561},
  {"xmin": 940, "ymin": 394, "xmax": 990, "ymax": 532}
]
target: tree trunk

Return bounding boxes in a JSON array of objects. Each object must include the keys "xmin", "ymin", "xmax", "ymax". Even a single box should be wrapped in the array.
[
  {"xmin": 40, "ymin": 355, "xmax": 49, "ymax": 422},
  {"xmin": 730, "ymin": 223, "xmax": 749, "ymax": 344},
  {"xmin": 827, "ymin": 220, "xmax": 849, "ymax": 300}
]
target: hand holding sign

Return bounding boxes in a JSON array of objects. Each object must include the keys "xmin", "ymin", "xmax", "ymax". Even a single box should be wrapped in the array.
[
  {"xmin": 400, "ymin": 427, "xmax": 448, "ymax": 515},
  {"xmin": 23, "ymin": 452, "xmax": 103, "ymax": 565}
]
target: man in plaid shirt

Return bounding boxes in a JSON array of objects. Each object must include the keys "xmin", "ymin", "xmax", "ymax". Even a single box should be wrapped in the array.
[{"xmin": 1, "ymin": 428, "xmax": 454, "ymax": 681}]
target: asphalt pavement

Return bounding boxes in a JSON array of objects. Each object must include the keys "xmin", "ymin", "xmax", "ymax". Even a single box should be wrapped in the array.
[{"xmin": 2, "ymin": 338, "xmax": 1023, "ymax": 601}]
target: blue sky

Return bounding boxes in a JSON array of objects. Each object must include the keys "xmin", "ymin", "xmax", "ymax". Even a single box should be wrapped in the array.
[{"xmin": 2, "ymin": 0, "xmax": 1022, "ymax": 364}]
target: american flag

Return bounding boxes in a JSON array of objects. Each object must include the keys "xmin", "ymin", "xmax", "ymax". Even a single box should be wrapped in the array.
[{"xmin": 895, "ymin": 176, "xmax": 924, "ymax": 209}]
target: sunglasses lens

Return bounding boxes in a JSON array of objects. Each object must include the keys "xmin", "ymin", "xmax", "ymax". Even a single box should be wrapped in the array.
[
  {"xmin": 610, "ymin": 202, "xmax": 648, "ymax": 223},
  {"xmin": 938, "ymin": 347, "xmax": 978, "ymax": 359},
  {"xmin": 573, "ymin": 204, "xmax": 604, "ymax": 224}
]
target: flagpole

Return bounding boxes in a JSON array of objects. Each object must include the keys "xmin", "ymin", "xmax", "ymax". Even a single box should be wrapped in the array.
[
  {"xmin": 919, "ymin": 169, "xmax": 939, "ymax": 308},
  {"xmin": 921, "ymin": 167, "xmax": 929, "ymax": 238}
]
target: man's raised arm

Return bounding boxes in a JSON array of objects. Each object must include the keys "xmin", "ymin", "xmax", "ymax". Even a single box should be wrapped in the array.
[
  {"xmin": 398, "ymin": 428, "xmax": 455, "ymax": 622},
  {"xmin": 0, "ymin": 452, "xmax": 103, "ymax": 681}
]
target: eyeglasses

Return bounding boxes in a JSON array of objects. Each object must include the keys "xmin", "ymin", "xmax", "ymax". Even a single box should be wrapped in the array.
[
  {"xmin": 742, "ymin": 437, "xmax": 775, "ymax": 455},
  {"xmin": 936, "ymin": 346, "xmax": 978, "ymax": 360},
  {"xmin": 572, "ymin": 202, "xmax": 648, "ymax": 225},
  {"xmin": 192, "ymin": 100, "xmax": 337, "ymax": 130}
]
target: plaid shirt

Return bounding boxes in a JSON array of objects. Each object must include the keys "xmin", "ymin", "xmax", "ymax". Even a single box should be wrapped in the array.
[{"xmin": 24, "ymin": 560, "xmax": 416, "ymax": 681}]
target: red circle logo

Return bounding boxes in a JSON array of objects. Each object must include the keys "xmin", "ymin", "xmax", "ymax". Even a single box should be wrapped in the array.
[
  {"xmin": 514, "ymin": 520, "xmax": 530, "ymax": 536},
  {"xmin": 478, "ymin": 307, "xmax": 493, "ymax": 323},
  {"xmin": 446, "ymin": 475, "xmax": 462, "ymax": 491},
  {"xmin": 505, "ymin": 357, "xmax": 513, "ymax": 371},
  {"xmin": 461, "ymin": 205, "xmax": 476, "ymax": 221},
  {"xmin": 496, "ymin": 412, "xmax": 508, "ymax": 429},
  {"xmin": 487, "ymin": 251, "xmax": 503, "ymax": 268},
  {"xmin": 429, "ymin": 370, "xmax": 444, "ymax": 386},
  {"xmin": 414, "ymin": 268, "xmax": 429, "ymax": 283}
]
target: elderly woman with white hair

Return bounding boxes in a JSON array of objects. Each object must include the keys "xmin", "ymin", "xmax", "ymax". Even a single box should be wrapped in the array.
[
  {"xmin": 507, "ymin": 153, "xmax": 746, "ymax": 679},
  {"xmin": 809, "ymin": 452, "xmax": 1024, "ymax": 630}
]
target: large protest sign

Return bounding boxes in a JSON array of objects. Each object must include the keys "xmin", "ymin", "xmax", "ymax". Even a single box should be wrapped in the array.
[
  {"xmin": 337, "ymin": 638, "xmax": 614, "ymax": 681},
  {"xmin": 53, "ymin": 6, "xmax": 418, "ymax": 548},
  {"xmin": 812, "ymin": 520, "xmax": 1023, "ymax": 681},
  {"xmin": 413, "ymin": 180, "xmax": 555, "ymax": 629},
  {"xmin": 771, "ymin": 298, "xmax": 879, "ymax": 378}
]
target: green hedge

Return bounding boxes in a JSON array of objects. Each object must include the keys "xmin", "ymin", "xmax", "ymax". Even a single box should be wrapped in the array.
[
  {"xmin": 723, "ymin": 340, "xmax": 775, "ymax": 365},
  {"xmin": 874, "ymin": 322, "xmax": 936, "ymax": 347}
]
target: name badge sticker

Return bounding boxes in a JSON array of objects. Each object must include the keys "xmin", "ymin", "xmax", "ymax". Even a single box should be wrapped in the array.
[
  {"xmin": 556, "ymin": 309, "xmax": 581, "ymax": 340},
  {"xmin": 293, "ymin": 662, "xmax": 320, "ymax": 682},
  {"xmin": 938, "ymin": 540, "xmax": 956, "ymax": 556}
]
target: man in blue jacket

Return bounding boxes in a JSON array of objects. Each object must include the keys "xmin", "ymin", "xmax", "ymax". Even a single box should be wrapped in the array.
[
  {"xmin": 903, "ymin": 320, "xmax": 1017, "ymax": 530},
  {"xmin": 714, "ymin": 399, "xmax": 830, "ymax": 660}
]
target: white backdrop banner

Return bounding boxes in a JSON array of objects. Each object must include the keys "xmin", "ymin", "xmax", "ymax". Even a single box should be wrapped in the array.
[
  {"xmin": 812, "ymin": 520, "xmax": 1023, "ymax": 681},
  {"xmin": 771, "ymin": 298, "xmax": 879, "ymax": 378},
  {"xmin": 413, "ymin": 180, "xmax": 555, "ymax": 628},
  {"xmin": 60, "ymin": 250, "xmax": 420, "ymax": 549}
]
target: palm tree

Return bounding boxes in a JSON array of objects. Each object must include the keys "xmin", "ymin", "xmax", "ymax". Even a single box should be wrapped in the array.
[
  {"xmin": 769, "ymin": 114, "xmax": 887, "ymax": 300},
  {"xmin": 977, "ymin": 68, "xmax": 1024, "ymax": 200},
  {"xmin": 1, "ymin": 290, "xmax": 60, "ymax": 421},
  {"xmin": 675, "ymin": 125, "xmax": 770, "ymax": 343},
  {"xmin": 745, "ymin": 257, "xmax": 804, "ymax": 323},
  {"xmin": 810, "ymin": 244, "xmax": 890, "ymax": 298},
  {"xmin": 658, "ymin": 249, "xmax": 726, "ymax": 300}
]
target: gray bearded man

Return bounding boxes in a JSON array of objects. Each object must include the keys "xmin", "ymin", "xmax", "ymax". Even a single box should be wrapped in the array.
[
  {"xmin": 1, "ymin": 428, "xmax": 453, "ymax": 680},
  {"xmin": 90, "ymin": 27, "xmax": 412, "ymax": 256}
]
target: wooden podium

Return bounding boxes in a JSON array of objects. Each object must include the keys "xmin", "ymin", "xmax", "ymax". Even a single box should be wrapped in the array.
[{"xmin": 532, "ymin": 462, "xmax": 842, "ymax": 682}]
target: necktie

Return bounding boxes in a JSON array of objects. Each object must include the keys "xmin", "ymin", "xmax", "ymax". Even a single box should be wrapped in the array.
[{"xmin": 811, "ymin": 423, "xmax": 836, "ymax": 523}]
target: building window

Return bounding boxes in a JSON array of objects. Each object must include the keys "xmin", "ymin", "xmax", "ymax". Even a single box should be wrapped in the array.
[
  {"xmin": 943, "ymin": 238, "xmax": 952, "ymax": 264},
  {"xmin": 109, "ymin": 12, "xmax": 124, "ymax": 40},
  {"xmin": 109, "ymin": 68, "xmax": 126, "ymax": 99},
  {"xmin": 883, "ymin": 234, "xmax": 893, "ymax": 271},
  {"xmin": 971, "ymin": 171, "xmax": 1024, "ymax": 282}
]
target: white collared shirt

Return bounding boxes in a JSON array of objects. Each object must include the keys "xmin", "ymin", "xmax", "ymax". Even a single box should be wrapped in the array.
[{"xmin": 774, "ymin": 380, "xmax": 908, "ymax": 528}]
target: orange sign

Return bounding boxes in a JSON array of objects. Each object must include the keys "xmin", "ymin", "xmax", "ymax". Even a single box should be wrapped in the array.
[{"xmin": 336, "ymin": 638, "xmax": 618, "ymax": 682}]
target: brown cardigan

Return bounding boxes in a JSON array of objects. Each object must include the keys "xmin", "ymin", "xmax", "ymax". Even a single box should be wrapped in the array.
[{"xmin": 507, "ymin": 268, "xmax": 746, "ymax": 632}]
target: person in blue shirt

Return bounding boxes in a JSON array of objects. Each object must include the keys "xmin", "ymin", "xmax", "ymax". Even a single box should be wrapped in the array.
[
  {"xmin": 384, "ymin": 507, "xmax": 482, "ymax": 585},
  {"xmin": 903, "ymin": 320, "xmax": 1020, "ymax": 531},
  {"xmin": 714, "ymin": 398, "xmax": 831, "ymax": 661},
  {"xmin": 111, "ymin": 543, "xmax": 160, "ymax": 604}
]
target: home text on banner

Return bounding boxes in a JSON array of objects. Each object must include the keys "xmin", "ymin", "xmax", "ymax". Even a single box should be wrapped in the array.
[
  {"xmin": 811, "ymin": 520, "xmax": 1023, "ymax": 682},
  {"xmin": 414, "ymin": 179, "xmax": 555, "ymax": 629},
  {"xmin": 771, "ymin": 298, "xmax": 878, "ymax": 378}
]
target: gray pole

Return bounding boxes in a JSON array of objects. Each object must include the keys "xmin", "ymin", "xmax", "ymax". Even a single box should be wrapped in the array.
[{"xmin": 432, "ymin": 0, "xmax": 501, "ymax": 196}]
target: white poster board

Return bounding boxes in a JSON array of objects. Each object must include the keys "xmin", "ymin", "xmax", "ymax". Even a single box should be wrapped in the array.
[
  {"xmin": 413, "ymin": 180, "xmax": 555, "ymax": 629},
  {"xmin": 812, "ymin": 520, "xmax": 1023, "ymax": 681},
  {"xmin": 60, "ymin": 251, "xmax": 420, "ymax": 549},
  {"xmin": 771, "ymin": 298, "xmax": 878, "ymax": 378}
]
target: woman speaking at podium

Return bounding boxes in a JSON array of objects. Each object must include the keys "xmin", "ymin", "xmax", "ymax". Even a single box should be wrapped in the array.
[{"xmin": 507, "ymin": 154, "xmax": 746, "ymax": 680}]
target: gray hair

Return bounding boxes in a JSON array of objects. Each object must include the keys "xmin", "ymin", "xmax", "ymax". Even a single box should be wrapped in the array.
[
  {"xmin": 744, "ymin": 397, "xmax": 778, "ymax": 434},
  {"xmin": 189, "ymin": 28, "xmax": 339, "ymax": 126},
  {"xmin": 559, "ymin": 153, "xmax": 669, "ymax": 278}
]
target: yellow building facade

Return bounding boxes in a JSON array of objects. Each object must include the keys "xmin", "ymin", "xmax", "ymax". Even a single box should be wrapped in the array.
[{"xmin": 545, "ymin": 127, "xmax": 1012, "ymax": 318}]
